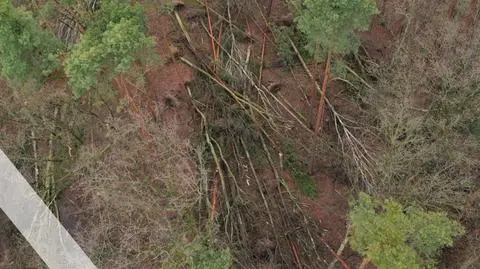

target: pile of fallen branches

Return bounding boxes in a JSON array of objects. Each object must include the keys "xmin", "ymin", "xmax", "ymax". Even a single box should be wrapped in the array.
[{"xmin": 172, "ymin": 0, "xmax": 360, "ymax": 267}]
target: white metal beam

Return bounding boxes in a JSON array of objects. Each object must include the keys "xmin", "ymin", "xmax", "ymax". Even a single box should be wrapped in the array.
[{"xmin": 0, "ymin": 150, "xmax": 96, "ymax": 269}]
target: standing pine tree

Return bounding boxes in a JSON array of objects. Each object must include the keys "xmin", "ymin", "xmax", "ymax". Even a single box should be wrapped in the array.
[
  {"xmin": 349, "ymin": 193, "xmax": 465, "ymax": 269},
  {"xmin": 64, "ymin": 0, "xmax": 156, "ymax": 98},
  {"xmin": 294, "ymin": 0, "xmax": 377, "ymax": 132},
  {"xmin": 0, "ymin": 0, "xmax": 61, "ymax": 85},
  {"xmin": 295, "ymin": 0, "xmax": 377, "ymax": 55}
]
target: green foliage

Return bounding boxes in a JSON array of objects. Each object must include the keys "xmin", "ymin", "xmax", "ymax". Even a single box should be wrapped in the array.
[
  {"xmin": 167, "ymin": 240, "xmax": 232, "ymax": 269},
  {"xmin": 0, "ymin": 0, "xmax": 61, "ymax": 85},
  {"xmin": 164, "ymin": 214, "xmax": 233, "ymax": 269},
  {"xmin": 470, "ymin": 119, "xmax": 480, "ymax": 139},
  {"xmin": 273, "ymin": 26, "xmax": 309, "ymax": 67},
  {"xmin": 349, "ymin": 193, "xmax": 465, "ymax": 269},
  {"xmin": 65, "ymin": 0, "xmax": 156, "ymax": 98},
  {"xmin": 295, "ymin": 0, "xmax": 377, "ymax": 55},
  {"xmin": 192, "ymin": 246, "xmax": 232, "ymax": 269},
  {"xmin": 330, "ymin": 59, "xmax": 348, "ymax": 78},
  {"xmin": 60, "ymin": 0, "xmax": 76, "ymax": 5},
  {"xmin": 37, "ymin": 1, "xmax": 57, "ymax": 21},
  {"xmin": 283, "ymin": 145, "xmax": 317, "ymax": 198},
  {"xmin": 160, "ymin": 1, "xmax": 175, "ymax": 14}
]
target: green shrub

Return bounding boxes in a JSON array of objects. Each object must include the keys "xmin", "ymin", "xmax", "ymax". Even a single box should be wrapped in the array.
[
  {"xmin": 192, "ymin": 246, "xmax": 232, "ymax": 269},
  {"xmin": 349, "ymin": 193, "xmax": 465, "ymax": 269},
  {"xmin": 273, "ymin": 25, "xmax": 309, "ymax": 67},
  {"xmin": 283, "ymin": 145, "xmax": 317, "ymax": 198},
  {"xmin": 165, "ymin": 232, "xmax": 232, "ymax": 269},
  {"xmin": 37, "ymin": 1, "xmax": 57, "ymax": 21},
  {"xmin": 160, "ymin": 1, "xmax": 175, "ymax": 14}
]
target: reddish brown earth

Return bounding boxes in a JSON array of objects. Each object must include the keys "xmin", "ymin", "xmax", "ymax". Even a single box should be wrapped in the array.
[
  {"xmin": 360, "ymin": 16, "xmax": 396, "ymax": 60},
  {"xmin": 143, "ymin": 8, "xmax": 196, "ymax": 140}
]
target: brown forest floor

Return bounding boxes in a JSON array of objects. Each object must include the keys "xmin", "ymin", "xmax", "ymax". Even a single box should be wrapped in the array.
[{"xmin": 0, "ymin": 0, "xmax": 478, "ymax": 268}]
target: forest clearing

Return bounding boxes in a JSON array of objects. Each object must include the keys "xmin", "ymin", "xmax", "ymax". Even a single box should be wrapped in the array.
[{"xmin": 0, "ymin": 0, "xmax": 478, "ymax": 268}]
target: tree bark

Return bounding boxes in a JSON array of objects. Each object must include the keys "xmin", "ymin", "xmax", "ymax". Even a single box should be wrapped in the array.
[
  {"xmin": 314, "ymin": 52, "xmax": 331, "ymax": 133},
  {"xmin": 358, "ymin": 257, "xmax": 371, "ymax": 269}
]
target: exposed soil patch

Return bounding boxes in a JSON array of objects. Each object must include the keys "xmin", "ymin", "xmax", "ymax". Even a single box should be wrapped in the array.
[
  {"xmin": 145, "ymin": 8, "xmax": 196, "ymax": 140},
  {"xmin": 360, "ymin": 16, "xmax": 396, "ymax": 60},
  {"xmin": 145, "ymin": 61, "xmax": 195, "ymax": 138},
  {"xmin": 307, "ymin": 173, "xmax": 349, "ymax": 245}
]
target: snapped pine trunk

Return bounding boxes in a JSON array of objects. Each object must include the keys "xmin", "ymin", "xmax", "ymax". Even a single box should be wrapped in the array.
[{"xmin": 314, "ymin": 52, "xmax": 332, "ymax": 133}]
